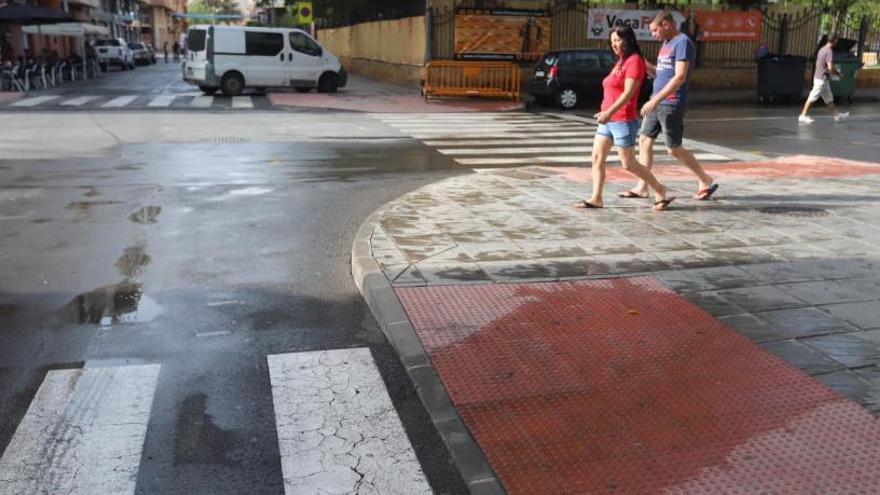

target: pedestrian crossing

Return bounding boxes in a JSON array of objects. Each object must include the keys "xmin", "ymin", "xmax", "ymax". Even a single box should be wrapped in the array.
[
  {"xmin": 0, "ymin": 348, "xmax": 429, "ymax": 495},
  {"xmin": 375, "ymin": 112, "xmax": 737, "ymax": 168},
  {"xmin": 4, "ymin": 93, "xmax": 271, "ymax": 111}
]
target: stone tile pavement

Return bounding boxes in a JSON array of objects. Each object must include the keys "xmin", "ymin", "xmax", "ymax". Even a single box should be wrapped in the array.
[{"xmin": 365, "ymin": 156, "xmax": 880, "ymax": 412}]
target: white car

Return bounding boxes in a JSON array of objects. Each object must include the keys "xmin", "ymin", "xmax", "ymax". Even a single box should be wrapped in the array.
[
  {"xmin": 182, "ymin": 25, "xmax": 347, "ymax": 96},
  {"xmin": 95, "ymin": 38, "xmax": 135, "ymax": 70}
]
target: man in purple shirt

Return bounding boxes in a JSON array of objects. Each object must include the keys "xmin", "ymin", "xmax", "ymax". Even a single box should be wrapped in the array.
[
  {"xmin": 619, "ymin": 11, "xmax": 717, "ymax": 201},
  {"xmin": 798, "ymin": 34, "xmax": 849, "ymax": 124}
]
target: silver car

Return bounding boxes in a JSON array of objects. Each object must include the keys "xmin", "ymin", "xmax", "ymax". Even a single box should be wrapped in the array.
[{"xmin": 128, "ymin": 42, "xmax": 155, "ymax": 65}]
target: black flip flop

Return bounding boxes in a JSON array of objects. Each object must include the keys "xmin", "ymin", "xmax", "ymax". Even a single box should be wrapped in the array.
[
  {"xmin": 653, "ymin": 196, "xmax": 676, "ymax": 211},
  {"xmin": 617, "ymin": 190, "xmax": 648, "ymax": 199},
  {"xmin": 575, "ymin": 200, "xmax": 602, "ymax": 209},
  {"xmin": 694, "ymin": 183, "xmax": 719, "ymax": 201}
]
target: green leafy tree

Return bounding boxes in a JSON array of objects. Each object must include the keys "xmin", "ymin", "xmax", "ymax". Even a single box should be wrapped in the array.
[{"xmin": 188, "ymin": 0, "xmax": 242, "ymax": 24}]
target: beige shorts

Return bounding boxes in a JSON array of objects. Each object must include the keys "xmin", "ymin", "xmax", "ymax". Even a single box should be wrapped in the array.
[{"xmin": 807, "ymin": 78, "xmax": 833, "ymax": 104}]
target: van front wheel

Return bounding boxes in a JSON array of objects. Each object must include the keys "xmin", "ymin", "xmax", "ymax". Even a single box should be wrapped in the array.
[
  {"xmin": 317, "ymin": 73, "xmax": 339, "ymax": 94},
  {"xmin": 199, "ymin": 86, "xmax": 217, "ymax": 95},
  {"xmin": 220, "ymin": 72, "xmax": 245, "ymax": 96}
]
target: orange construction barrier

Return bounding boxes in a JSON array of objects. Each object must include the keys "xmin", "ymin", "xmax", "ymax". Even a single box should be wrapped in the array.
[{"xmin": 423, "ymin": 61, "xmax": 521, "ymax": 101}]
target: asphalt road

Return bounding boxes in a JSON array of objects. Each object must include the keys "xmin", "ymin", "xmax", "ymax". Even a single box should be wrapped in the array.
[
  {"xmin": 0, "ymin": 111, "xmax": 469, "ymax": 493},
  {"xmin": 2, "ymin": 62, "xmax": 879, "ymax": 494}
]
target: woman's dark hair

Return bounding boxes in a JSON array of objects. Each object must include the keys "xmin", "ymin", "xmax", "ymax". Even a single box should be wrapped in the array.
[{"xmin": 609, "ymin": 25, "xmax": 641, "ymax": 60}]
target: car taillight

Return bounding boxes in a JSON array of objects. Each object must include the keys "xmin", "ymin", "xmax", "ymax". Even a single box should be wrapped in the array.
[{"xmin": 548, "ymin": 65, "xmax": 558, "ymax": 80}]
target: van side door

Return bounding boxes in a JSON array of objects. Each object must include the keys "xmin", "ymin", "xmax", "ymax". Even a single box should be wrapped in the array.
[
  {"xmin": 244, "ymin": 31, "xmax": 286, "ymax": 86},
  {"xmin": 288, "ymin": 32, "xmax": 324, "ymax": 88}
]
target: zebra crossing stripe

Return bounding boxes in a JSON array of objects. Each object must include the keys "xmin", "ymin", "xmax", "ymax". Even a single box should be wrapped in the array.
[
  {"xmin": 393, "ymin": 124, "xmax": 586, "ymax": 132},
  {"xmin": 231, "ymin": 96, "xmax": 253, "ymax": 109},
  {"xmin": 412, "ymin": 131, "xmax": 592, "ymax": 139},
  {"xmin": 0, "ymin": 364, "xmax": 160, "ymax": 494},
  {"xmin": 60, "ymin": 96, "xmax": 100, "ymax": 107},
  {"xmin": 147, "ymin": 95, "xmax": 177, "ymax": 107},
  {"xmin": 102, "ymin": 95, "xmax": 139, "ymax": 108},
  {"xmin": 190, "ymin": 95, "xmax": 214, "ymax": 108},
  {"xmin": 453, "ymin": 152, "xmax": 732, "ymax": 166},
  {"xmin": 268, "ymin": 349, "xmax": 431, "ymax": 495},
  {"xmin": 10, "ymin": 96, "xmax": 60, "ymax": 107},
  {"xmin": 424, "ymin": 138, "xmax": 590, "ymax": 146},
  {"xmin": 439, "ymin": 145, "xmax": 591, "ymax": 155}
]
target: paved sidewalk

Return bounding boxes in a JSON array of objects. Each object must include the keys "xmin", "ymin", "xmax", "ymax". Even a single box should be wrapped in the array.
[{"xmin": 352, "ymin": 138, "xmax": 880, "ymax": 492}]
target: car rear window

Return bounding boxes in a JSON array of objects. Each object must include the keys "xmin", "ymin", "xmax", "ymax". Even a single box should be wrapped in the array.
[
  {"xmin": 188, "ymin": 29, "xmax": 207, "ymax": 52},
  {"xmin": 96, "ymin": 39, "xmax": 120, "ymax": 47},
  {"xmin": 128, "ymin": 43, "xmax": 142, "ymax": 49}
]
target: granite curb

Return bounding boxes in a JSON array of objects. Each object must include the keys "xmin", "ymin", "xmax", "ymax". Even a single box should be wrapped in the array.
[{"xmin": 351, "ymin": 206, "xmax": 506, "ymax": 495}]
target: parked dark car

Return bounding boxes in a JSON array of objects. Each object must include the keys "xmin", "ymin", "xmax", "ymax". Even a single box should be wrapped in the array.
[{"xmin": 527, "ymin": 49, "xmax": 653, "ymax": 110}]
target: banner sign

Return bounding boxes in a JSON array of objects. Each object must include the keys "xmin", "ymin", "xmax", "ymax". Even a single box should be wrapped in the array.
[
  {"xmin": 588, "ymin": 9, "xmax": 684, "ymax": 41},
  {"xmin": 454, "ymin": 8, "xmax": 550, "ymax": 61},
  {"xmin": 695, "ymin": 11, "xmax": 762, "ymax": 42}
]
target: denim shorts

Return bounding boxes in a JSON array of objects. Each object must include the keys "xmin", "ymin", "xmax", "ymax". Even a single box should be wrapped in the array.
[{"xmin": 596, "ymin": 119, "xmax": 639, "ymax": 148}]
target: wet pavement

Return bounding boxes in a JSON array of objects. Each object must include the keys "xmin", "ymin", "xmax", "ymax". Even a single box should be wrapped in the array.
[
  {"xmin": 0, "ymin": 118, "xmax": 471, "ymax": 494},
  {"xmin": 354, "ymin": 128, "xmax": 880, "ymax": 491}
]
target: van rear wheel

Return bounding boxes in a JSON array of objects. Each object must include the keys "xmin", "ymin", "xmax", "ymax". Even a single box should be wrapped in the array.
[
  {"xmin": 317, "ymin": 73, "xmax": 339, "ymax": 94},
  {"xmin": 220, "ymin": 72, "xmax": 245, "ymax": 96}
]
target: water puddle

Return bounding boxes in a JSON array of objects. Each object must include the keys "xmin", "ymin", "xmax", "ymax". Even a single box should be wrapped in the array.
[
  {"xmin": 66, "ymin": 200, "xmax": 122, "ymax": 212},
  {"xmin": 129, "ymin": 206, "xmax": 162, "ymax": 224},
  {"xmin": 55, "ymin": 281, "xmax": 164, "ymax": 325},
  {"xmin": 174, "ymin": 393, "xmax": 238, "ymax": 465}
]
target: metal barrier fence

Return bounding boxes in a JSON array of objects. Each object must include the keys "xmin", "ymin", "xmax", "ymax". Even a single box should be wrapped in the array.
[
  {"xmin": 430, "ymin": 4, "xmax": 831, "ymax": 69},
  {"xmin": 423, "ymin": 61, "xmax": 521, "ymax": 100}
]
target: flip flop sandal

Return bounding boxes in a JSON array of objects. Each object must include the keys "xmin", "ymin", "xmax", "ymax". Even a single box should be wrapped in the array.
[
  {"xmin": 653, "ymin": 196, "xmax": 676, "ymax": 211},
  {"xmin": 617, "ymin": 190, "xmax": 648, "ymax": 199},
  {"xmin": 694, "ymin": 183, "xmax": 719, "ymax": 201},
  {"xmin": 575, "ymin": 200, "xmax": 602, "ymax": 209}
]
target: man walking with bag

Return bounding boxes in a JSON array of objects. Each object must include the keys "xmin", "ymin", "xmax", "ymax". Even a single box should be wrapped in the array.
[
  {"xmin": 619, "ymin": 11, "xmax": 717, "ymax": 202},
  {"xmin": 798, "ymin": 33, "xmax": 849, "ymax": 124}
]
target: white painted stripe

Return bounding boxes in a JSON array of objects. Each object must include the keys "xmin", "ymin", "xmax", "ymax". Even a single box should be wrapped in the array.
[
  {"xmin": 439, "ymin": 145, "xmax": 591, "ymax": 155},
  {"xmin": 60, "ymin": 96, "xmax": 99, "ymax": 107},
  {"xmin": 190, "ymin": 95, "xmax": 214, "ymax": 108},
  {"xmin": 231, "ymin": 96, "xmax": 253, "ymax": 109},
  {"xmin": 453, "ymin": 152, "xmax": 732, "ymax": 166},
  {"xmin": 268, "ymin": 349, "xmax": 430, "ymax": 495},
  {"xmin": 10, "ymin": 96, "xmax": 61, "ymax": 107},
  {"xmin": 377, "ymin": 113, "xmax": 533, "ymax": 120},
  {"xmin": 395, "ymin": 124, "xmax": 586, "ymax": 132},
  {"xmin": 425, "ymin": 138, "xmax": 589, "ymax": 146},
  {"xmin": 383, "ymin": 118, "xmax": 562, "ymax": 125},
  {"xmin": 0, "ymin": 364, "xmax": 160, "ymax": 494},
  {"xmin": 147, "ymin": 95, "xmax": 176, "ymax": 107},
  {"xmin": 101, "ymin": 95, "xmax": 138, "ymax": 108},
  {"xmin": 411, "ymin": 131, "xmax": 593, "ymax": 139}
]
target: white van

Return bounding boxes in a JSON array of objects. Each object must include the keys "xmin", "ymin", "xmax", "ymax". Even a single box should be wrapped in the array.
[{"xmin": 182, "ymin": 25, "xmax": 347, "ymax": 96}]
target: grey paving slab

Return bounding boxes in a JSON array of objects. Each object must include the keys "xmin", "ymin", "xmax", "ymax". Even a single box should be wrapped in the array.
[
  {"xmin": 834, "ymin": 277, "xmax": 880, "ymax": 300},
  {"xmin": 776, "ymin": 280, "xmax": 873, "ymax": 305},
  {"xmin": 759, "ymin": 340, "xmax": 845, "ymax": 376},
  {"xmin": 478, "ymin": 260, "xmax": 555, "ymax": 282},
  {"xmin": 852, "ymin": 366, "xmax": 880, "ymax": 413},
  {"xmin": 801, "ymin": 330, "xmax": 880, "ymax": 368},
  {"xmin": 415, "ymin": 262, "xmax": 492, "ymax": 285},
  {"xmin": 515, "ymin": 240, "xmax": 589, "ymax": 259},
  {"xmin": 715, "ymin": 285, "xmax": 806, "ymax": 313},
  {"xmin": 680, "ymin": 266, "xmax": 757, "ymax": 291},
  {"xmin": 683, "ymin": 291, "xmax": 746, "ymax": 317},
  {"xmin": 812, "ymin": 370, "xmax": 873, "ymax": 405},
  {"xmin": 654, "ymin": 270, "xmax": 714, "ymax": 293},
  {"xmin": 718, "ymin": 313, "xmax": 789, "ymax": 343},
  {"xmin": 755, "ymin": 307, "xmax": 859, "ymax": 338},
  {"xmin": 820, "ymin": 301, "xmax": 880, "ymax": 330}
]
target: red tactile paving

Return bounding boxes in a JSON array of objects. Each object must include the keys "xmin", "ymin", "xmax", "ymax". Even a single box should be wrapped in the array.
[
  {"xmin": 0, "ymin": 92, "xmax": 22, "ymax": 103},
  {"xmin": 547, "ymin": 155, "xmax": 880, "ymax": 183},
  {"xmin": 397, "ymin": 277, "xmax": 880, "ymax": 494},
  {"xmin": 267, "ymin": 93, "xmax": 523, "ymax": 113}
]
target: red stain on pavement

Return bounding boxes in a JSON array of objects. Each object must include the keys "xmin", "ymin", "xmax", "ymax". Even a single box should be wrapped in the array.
[
  {"xmin": 268, "ymin": 93, "xmax": 523, "ymax": 113},
  {"xmin": 547, "ymin": 155, "xmax": 880, "ymax": 184},
  {"xmin": 397, "ymin": 278, "xmax": 880, "ymax": 494}
]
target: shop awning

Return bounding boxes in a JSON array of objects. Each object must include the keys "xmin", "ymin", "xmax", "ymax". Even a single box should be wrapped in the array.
[{"xmin": 22, "ymin": 22, "xmax": 109, "ymax": 37}]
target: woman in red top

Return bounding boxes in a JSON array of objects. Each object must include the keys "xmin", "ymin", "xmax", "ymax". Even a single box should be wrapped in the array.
[{"xmin": 575, "ymin": 26, "xmax": 674, "ymax": 211}]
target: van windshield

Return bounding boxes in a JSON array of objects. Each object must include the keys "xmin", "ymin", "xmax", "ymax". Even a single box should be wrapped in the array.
[{"xmin": 188, "ymin": 29, "xmax": 206, "ymax": 52}]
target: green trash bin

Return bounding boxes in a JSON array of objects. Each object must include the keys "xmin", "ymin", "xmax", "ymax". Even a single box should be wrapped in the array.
[{"xmin": 830, "ymin": 58, "xmax": 861, "ymax": 102}]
